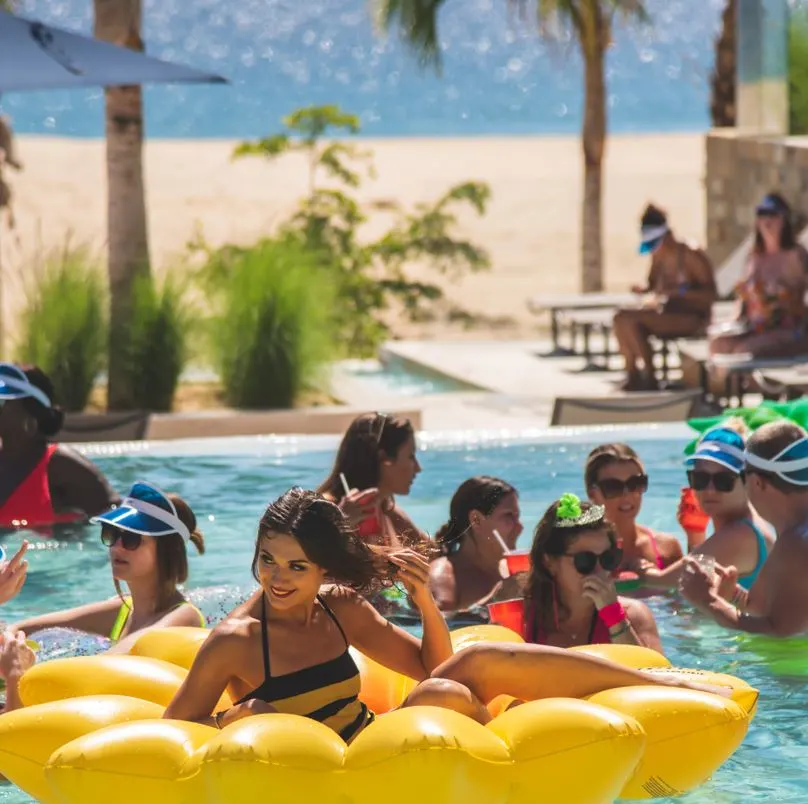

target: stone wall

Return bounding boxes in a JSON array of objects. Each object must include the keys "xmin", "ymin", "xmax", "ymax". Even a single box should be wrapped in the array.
[{"xmin": 705, "ymin": 129, "xmax": 808, "ymax": 267}]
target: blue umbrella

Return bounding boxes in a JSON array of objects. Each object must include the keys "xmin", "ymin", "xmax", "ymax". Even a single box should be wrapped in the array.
[{"xmin": 0, "ymin": 8, "xmax": 227, "ymax": 92}]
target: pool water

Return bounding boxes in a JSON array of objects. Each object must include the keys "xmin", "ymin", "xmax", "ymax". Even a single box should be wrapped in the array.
[
  {"xmin": 336, "ymin": 357, "xmax": 477, "ymax": 396},
  {"xmin": 0, "ymin": 433, "xmax": 803, "ymax": 803}
]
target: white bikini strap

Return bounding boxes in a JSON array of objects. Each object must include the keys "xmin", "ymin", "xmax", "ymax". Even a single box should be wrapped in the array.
[{"xmin": 120, "ymin": 496, "xmax": 191, "ymax": 541}]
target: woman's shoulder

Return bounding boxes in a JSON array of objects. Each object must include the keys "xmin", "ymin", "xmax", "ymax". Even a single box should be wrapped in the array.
[{"xmin": 640, "ymin": 526, "xmax": 681, "ymax": 557}]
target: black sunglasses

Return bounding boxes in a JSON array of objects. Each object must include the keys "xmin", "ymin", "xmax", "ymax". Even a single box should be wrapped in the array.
[
  {"xmin": 100, "ymin": 526, "xmax": 143, "ymax": 551},
  {"xmin": 593, "ymin": 473, "xmax": 649, "ymax": 499},
  {"xmin": 687, "ymin": 469, "xmax": 743, "ymax": 493},
  {"xmin": 564, "ymin": 546, "xmax": 623, "ymax": 576}
]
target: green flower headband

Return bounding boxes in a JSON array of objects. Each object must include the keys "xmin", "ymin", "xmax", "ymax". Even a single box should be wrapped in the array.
[{"xmin": 555, "ymin": 493, "xmax": 605, "ymax": 528}]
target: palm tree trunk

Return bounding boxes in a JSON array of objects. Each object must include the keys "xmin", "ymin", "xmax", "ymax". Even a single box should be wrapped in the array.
[
  {"xmin": 93, "ymin": 0, "xmax": 150, "ymax": 411},
  {"xmin": 711, "ymin": 0, "xmax": 737, "ymax": 127},
  {"xmin": 581, "ymin": 42, "xmax": 606, "ymax": 293}
]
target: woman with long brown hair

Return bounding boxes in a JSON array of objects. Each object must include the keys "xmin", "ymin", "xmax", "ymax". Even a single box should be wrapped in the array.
[
  {"xmin": 12, "ymin": 481, "xmax": 206, "ymax": 653},
  {"xmin": 521, "ymin": 494, "xmax": 661, "ymax": 651},
  {"xmin": 319, "ymin": 412, "xmax": 425, "ymax": 548}
]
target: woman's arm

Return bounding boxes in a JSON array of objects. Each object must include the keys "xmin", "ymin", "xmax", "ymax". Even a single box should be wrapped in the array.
[
  {"xmin": 163, "ymin": 620, "xmax": 266, "ymax": 727},
  {"xmin": 106, "ymin": 602, "xmax": 208, "ymax": 655},
  {"xmin": 49, "ymin": 447, "xmax": 120, "ymax": 518},
  {"xmin": 388, "ymin": 506, "xmax": 431, "ymax": 546},
  {"xmin": 11, "ymin": 598, "xmax": 120, "ymax": 638},
  {"xmin": 334, "ymin": 586, "xmax": 452, "ymax": 681},
  {"xmin": 621, "ymin": 598, "xmax": 663, "ymax": 653}
]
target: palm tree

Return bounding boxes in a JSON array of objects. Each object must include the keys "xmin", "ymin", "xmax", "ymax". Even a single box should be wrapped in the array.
[
  {"xmin": 710, "ymin": 0, "xmax": 736, "ymax": 127},
  {"xmin": 376, "ymin": 0, "xmax": 648, "ymax": 293},
  {"xmin": 93, "ymin": 0, "xmax": 150, "ymax": 410}
]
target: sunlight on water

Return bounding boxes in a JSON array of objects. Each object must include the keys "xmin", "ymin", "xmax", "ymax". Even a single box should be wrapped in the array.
[
  {"xmin": 4, "ymin": 0, "xmax": 724, "ymax": 137},
  {"xmin": 0, "ymin": 435, "xmax": 802, "ymax": 801}
]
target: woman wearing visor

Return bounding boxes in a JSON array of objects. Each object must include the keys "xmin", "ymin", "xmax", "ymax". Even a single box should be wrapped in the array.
[
  {"xmin": 12, "ymin": 481, "xmax": 206, "ymax": 652},
  {"xmin": 612, "ymin": 204, "xmax": 717, "ymax": 391},
  {"xmin": 636, "ymin": 426, "xmax": 774, "ymax": 593},
  {"xmin": 0, "ymin": 362, "xmax": 117, "ymax": 531}
]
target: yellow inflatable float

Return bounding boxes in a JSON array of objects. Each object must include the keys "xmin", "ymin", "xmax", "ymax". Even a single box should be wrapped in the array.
[{"xmin": 0, "ymin": 624, "xmax": 756, "ymax": 804}]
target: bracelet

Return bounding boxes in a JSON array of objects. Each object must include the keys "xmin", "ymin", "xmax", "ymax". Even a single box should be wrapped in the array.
[
  {"xmin": 214, "ymin": 710, "xmax": 225, "ymax": 730},
  {"xmin": 609, "ymin": 622, "xmax": 630, "ymax": 638},
  {"xmin": 730, "ymin": 585, "xmax": 746, "ymax": 610},
  {"xmin": 598, "ymin": 601, "xmax": 628, "ymax": 629}
]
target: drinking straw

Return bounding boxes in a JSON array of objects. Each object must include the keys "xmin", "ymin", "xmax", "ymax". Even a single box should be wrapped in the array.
[
  {"xmin": 492, "ymin": 529, "xmax": 510, "ymax": 554},
  {"xmin": 339, "ymin": 473, "xmax": 351, "ymax": 496}
]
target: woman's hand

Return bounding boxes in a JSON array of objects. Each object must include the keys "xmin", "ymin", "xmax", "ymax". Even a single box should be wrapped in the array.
[
  {"xmin": 339, "ymin": 488, "xmax": 379, "ymax": 527},
  {"xmin": 0, "ymin": 542, "xmax": 29, "ymax": 606},
  {"xmin": 581, "ymin": 575, "xmax": 618, "ymax": 610},
  {"xmin": 387, "ymin": 549, "xmax": 432, "ymax": 608},
  {"xmin": 0, "ymin": 630, "xmax": 35, "ymax": 681}
]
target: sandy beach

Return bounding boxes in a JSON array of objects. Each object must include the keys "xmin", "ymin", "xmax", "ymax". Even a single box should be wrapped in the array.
[{"xmin": 1, "ymin": 132, "xmax": 705, "ymax": 343}]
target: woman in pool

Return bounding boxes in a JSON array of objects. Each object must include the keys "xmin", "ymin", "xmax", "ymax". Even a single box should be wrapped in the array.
[
  {"xmin": 319, "ymin": 412, "xmax": 425, "ymax": 548},
  {"xmin": 164, "ymin": 488, "xmax": 726, "ymax": 733},
  {"xmin": 12, "ymin": 481, "xmax": 206, "ymax": 652},
  {"xmin": 586, "ymin": 443, "xmax": 681, "ymax": 574},
  {"xmin": 636, "ymin": 426, "xmax": 774, "ymax": 593},
  {"xmin": 0, "ymin": 363, "xmax": 118, "ymax": 531},
  {"xmin": 430, "ymin": 477, "xmax": 524, "ymax": 611},
  {"xmin": 519, "ymin": 494, "xmax": 661, "ymax": 651}
]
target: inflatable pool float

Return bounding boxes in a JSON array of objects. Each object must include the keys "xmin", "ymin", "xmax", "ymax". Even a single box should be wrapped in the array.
[
  {"xmin": 0, "ymin": 625, "xmax": 756, "ymax": 804},
  {"xmin": 615, "ymin": 571, "xmax": 641, "ymax": 594}
]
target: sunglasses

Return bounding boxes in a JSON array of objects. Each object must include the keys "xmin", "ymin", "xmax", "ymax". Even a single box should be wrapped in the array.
[
  {"xmin": 593, "ymin": 473, "xmax": 649, "ymax": 499},
  {"xmin": 564, "ymin": 546, "xmax": 623, "ymax": 576},
  {"xmin": 687, "ymin": 470, "xmax": 743, "ymax": 493},
  {"xmin": 101, "ymin": 526, "xmax": 143, "ymax": 551}
]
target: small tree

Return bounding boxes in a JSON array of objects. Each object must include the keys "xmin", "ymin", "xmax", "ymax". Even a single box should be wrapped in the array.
[{"xmin": 233, "ymin": 104, "xmax": 491, "ymax": 354}]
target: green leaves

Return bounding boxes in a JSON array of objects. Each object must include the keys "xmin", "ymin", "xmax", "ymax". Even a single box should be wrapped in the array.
[{"xmin": 232, "ymin": 103, "xmax": 492, "ymax": 357}]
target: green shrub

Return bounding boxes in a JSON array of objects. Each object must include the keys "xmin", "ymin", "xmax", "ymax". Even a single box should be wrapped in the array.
[
  {"xmin": 17, "ymin": 242, "xmax": 106, "ymax": 411},
  {"xmin": 204, "ymin": 234, "xmax": 335, "ymax": 408},
  {"xmin": 123, "ymin": 273, "xmax": 193, "ymax": 412},
  {"xmin": 790, "ymin": 8, "xmax": 808, "ymax": 135}
]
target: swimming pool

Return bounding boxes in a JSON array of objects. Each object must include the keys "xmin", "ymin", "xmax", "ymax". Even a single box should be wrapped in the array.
[
  {"xmin": 333, "ymin": 356, "xmax": 480, "ymax": 397},
  {"xmin": 0, "ymin": 426, "xmax": 801, "ymax": 803}
]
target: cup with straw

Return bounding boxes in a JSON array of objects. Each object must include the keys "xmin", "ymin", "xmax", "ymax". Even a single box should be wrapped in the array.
[{"xmin": 494, "ymin": 529, "xmax": 530, "ymax": 578}]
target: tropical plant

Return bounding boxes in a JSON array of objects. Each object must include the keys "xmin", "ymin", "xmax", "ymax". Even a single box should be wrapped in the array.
[
  {"xmin": 93, "ymin": 0, "xmax": 151, "ymax": 411},
  {"xmin": 790, "ymin": 7, "xmax": 808, "ymax": 135},
  {"xmin": 201, "ymin": 234, "xmax": 335, "ymax": 409},
  {"xmin": 233, "ymin": 104, "xmax": 491, "ymax": 354},
  {"xmin": 120, "ymin": 272, "xmax": 193, "ymax": 412},
  {"xmin": 375, "ymin": 0, "xmax": 649, "ymax": 293},
  {"xmin": 17, "ymin": 242, "xmax": 107, "ymax": 412}
]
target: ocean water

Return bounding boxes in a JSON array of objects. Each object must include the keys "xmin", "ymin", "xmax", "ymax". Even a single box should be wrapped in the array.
[
  {"xmin": 0, "ymin": 431, "xmax": 803, "ymax": 803},
  {"xmin": 2, "ymin": 0, "xmax": 724, "ymax": 138}
]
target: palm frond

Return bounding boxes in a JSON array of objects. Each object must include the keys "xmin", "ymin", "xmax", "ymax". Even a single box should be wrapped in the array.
[{"xmin": 373, "ymin": 0, "xmax": 448, "ymax": 69}]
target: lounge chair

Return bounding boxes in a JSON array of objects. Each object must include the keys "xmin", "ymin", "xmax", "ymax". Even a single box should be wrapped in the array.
[
  {"xmin": 550, "ymin": 390, "xmax": 702, "ymax": 427},
  {"xmin": 60, "ymin": 411, "xmax": 151, "ymax": 443}
]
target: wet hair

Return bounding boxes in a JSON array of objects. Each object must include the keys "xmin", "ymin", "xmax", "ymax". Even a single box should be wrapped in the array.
[
  {"xmin": 754, "ymin": 192, "xmax": 796, "ymax": 253},
  {"xmin": 746, "ymin": 420, "xmax": 808, "ymax": 494},
  {"xmin": 252, "ymin": 487, "xmax": 396, "ymax": 594},
  {"xmin": 525, "ymin": 500, "xmax": 615, "ymax": 632},
  {"xmin": 318, "ymin": 413, "xmax": 415, "ymax": 503},
  {"xmin": 584, "ymin": 443, "xmax": 645, "ymax": 492},
  {"xmin": 114, "ymin": 493, "xmax": 205, "ymax": 611},
  {"xmin": 435, "ymin": 476, "xmax": 517, "ymax": 555},
  {"xmin": 640, "ymin": 203, "xmax": 667, "ymax": 229},
  {"xmin": 18, "ymin": 365, "xmax": 64, "ymax": 438}
]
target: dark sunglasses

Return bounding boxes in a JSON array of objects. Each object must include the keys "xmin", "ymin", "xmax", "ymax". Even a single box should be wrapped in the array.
[
  {"xmin": 687, "ymin": 469, "xmax": 743, "ymax": 493},
  {"xmin": 564, "ymin": 546, "xmax": 623, "ymax": 576},
  {"xmin": 593, "ymin": 474, "xmax": 649, "ymax": 499},
  {"xmin": 100, "ymin": 526, "xmax": 143, "ymax": 551}
]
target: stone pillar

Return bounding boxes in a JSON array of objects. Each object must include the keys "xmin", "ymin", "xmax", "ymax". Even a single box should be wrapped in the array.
[{"xmin": 736, "ymin": 0, "xmax": 789, "ymax": 134}]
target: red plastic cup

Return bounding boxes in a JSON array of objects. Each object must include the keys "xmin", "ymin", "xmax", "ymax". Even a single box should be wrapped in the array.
[
  {"xmin": 680, "ymin": 487, "xmax": 710, "ymax": 532},
  {"xmin": 504, "ymin": 551, "xmax": 531, "ymax": 576},
  {"xmin": 487, "ymin": 599, "xmax": 525, "ymax": 635}
]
